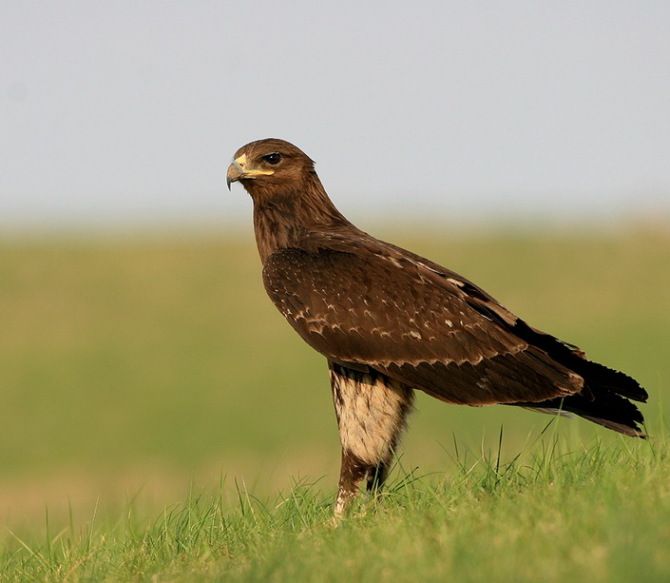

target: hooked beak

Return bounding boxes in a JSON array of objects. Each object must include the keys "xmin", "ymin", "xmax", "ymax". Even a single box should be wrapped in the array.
[
  {"xmin": 226, "ymin": 153, "xmax": 274, "ymax": 190},
  {"xmin": 226, "ymin": 160, "xmax": 243, "ymax": 191}
]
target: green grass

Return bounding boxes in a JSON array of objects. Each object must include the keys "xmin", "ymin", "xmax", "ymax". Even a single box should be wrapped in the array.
[
  {"xmin": 2, "ymin": 436, "xmax": 669, "ymax": 582},
  {"xmin": 0, "ymin": 225, "xmax": 668, "ymax": 581}
]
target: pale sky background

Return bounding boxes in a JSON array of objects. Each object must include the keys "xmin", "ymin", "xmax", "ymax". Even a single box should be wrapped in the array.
[{"xmin": 1, "ymin": 1, "xmax": 669, "ymax": 229}]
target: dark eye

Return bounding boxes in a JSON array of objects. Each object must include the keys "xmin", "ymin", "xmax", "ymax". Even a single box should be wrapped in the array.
[{"xmin": 262, "ymin": 152, "xmax": 282, "ymax": 165}]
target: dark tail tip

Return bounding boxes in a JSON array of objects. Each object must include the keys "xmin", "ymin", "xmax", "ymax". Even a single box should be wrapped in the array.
[{"xmin": 515, "ymin": 390, "xmax": 647, "ymax": 438}]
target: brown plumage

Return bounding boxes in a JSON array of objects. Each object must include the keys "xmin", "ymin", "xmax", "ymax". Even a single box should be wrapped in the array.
[{"xmin": 227, "ymin": 138, "xmax": 648, "ymax": 515}]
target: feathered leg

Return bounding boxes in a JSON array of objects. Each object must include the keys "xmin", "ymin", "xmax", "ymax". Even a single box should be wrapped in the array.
[{"xmin": 329, "ymin": 361, "xmax": 414, "ymax": 516}]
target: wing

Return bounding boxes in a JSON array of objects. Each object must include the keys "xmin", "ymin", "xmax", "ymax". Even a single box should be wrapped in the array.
[{"xmin": 262, "ymin": 232, "xmax": 584, "ymax": 405}]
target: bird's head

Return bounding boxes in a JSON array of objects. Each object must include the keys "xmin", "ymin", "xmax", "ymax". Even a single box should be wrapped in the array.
[{"xmin": 226, "ymin": 138, "xmax": 315, "ymax": 198}]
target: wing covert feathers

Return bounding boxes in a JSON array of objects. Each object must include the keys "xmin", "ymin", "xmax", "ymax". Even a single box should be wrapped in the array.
[{"xmin": 262, "ymin": 235, "xmax": 584, "ymax": 405}]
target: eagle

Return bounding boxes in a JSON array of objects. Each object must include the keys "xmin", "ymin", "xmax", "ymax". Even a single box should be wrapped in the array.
[{"xmin": 226, "ymin": 138, "xmax": 647, "ymax": 515}]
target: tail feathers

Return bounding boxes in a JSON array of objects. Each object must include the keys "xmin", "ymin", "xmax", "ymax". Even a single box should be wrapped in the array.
[
  {"xmin": 515, "ymin": 389, "xmax": 646, "ymax": 438},
  {"xmin": 512, "ymin": 321, "xmax": 648, "ymax": 403},
  {"xmin": 507, "ymin": 321, "xmax": 648, "ymax": 437},
  {"xmin": 575, "ymin": 359, "xmax": 648, "ymax": 403}
]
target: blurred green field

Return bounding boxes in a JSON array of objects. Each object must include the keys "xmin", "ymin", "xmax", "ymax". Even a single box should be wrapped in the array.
[{"xmin": 1, "ymin": 225, "xmax": 669, "ymax": 580}]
